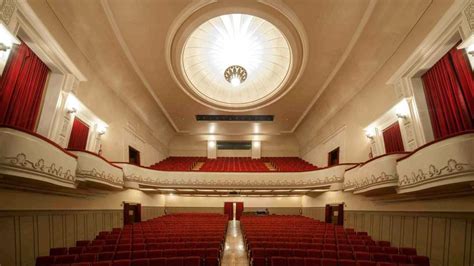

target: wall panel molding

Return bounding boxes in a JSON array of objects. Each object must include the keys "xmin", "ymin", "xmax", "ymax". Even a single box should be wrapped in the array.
[{"xmin": 303, "ymin": 207, "xmax": 474, "ymax": 266}]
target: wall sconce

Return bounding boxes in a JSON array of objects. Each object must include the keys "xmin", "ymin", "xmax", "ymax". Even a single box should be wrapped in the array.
[
  {"xmin": 364, "ymin": 127, "xmax": 376, "ymax": 140},
  {"xmin": 0, "ymin": 23, "xmax": 20, "ymax": 52},
  {"xmin": 67, "ymin": 107, "xmax": 77, "ymax": 114},
  {"xmin": 97, "ymin": 123, "xmax": 108, "ymax": 136},
  {"xmin": 396, "ymin": 113, "xmax": 407, "ymax": 119}
]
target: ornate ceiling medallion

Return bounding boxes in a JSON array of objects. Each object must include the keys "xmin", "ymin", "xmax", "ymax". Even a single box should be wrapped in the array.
[
  {"xmin": 224, "ymin": 65, "xmax": 247, "ymax": 87},
  {"xmin": 166, "ymin": 1, "xmax": 308, "ymax": 111}
]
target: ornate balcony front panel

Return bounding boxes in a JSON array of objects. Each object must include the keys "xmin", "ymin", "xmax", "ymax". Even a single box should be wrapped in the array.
[
  {"xmin": 397, "ymin": 131, "xmax": 474, "ymax": 194},
  {"xmin": 117, "ymin": 163, "xmax": 356, "ymax": 189},
  {"xmin": 69, "ymin": 150, "xmax": 124, "ymax": 189},
  {"xmin": 343, "ymin": 164, "xmax": 360, "ymax": 192},
  {"xmin": 353, "ymin": 153, "xmax": 409, "ymax": 194},
  {"xmin": 0, "ymin": 126, "xmax": 77, "ymax": 188}
]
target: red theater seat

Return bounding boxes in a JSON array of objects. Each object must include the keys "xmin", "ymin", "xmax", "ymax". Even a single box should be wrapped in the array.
[
  {"xmin": 304, "ymin": 257, "xmax": 321, "ymax": 266},
  {"xmin": 54, "ymin": 255, "xmax": 77, "ymax": 263},
  {"xmin": 320, "ymin": 258, "xmax": 337, "ymax": 266},
  {"xmin": 50, "ymin": 247, "xmax": 68, "ymax": 256},
  {"xmin": 36, "ymin": 256, "xmax": 55, "ymax": 266},
  {"xmin": 356, "ymin": 261, "xmax": 376, "ymax": 266},
  {"xmin": 166, "ymin": 257, "xmax": 183, "ymax": 266},
  {"xmin": 399, "ymin": 248, "xmax": 417, "ymax": 256},
  {"xmin": 183, "ymin": 256, "xmax": 201, "ymax": 266},
  {"xmin": 112, "ymin": 260, "xmax": 132, "ymax": 266},
  {"xmin": 78, "ymin": 253, "xmax": 98, "ymax": 262},
  {"xmin": 271, "ymin": 256, "xmax": 288, "ymax": 266},
  {"xmin": 131, "ymin": 258, "xmax": 149, "ymax": 266},
  {"xmin": 149, "ymin": 258, "xmax": 166, "ymax": 265},
  {"xmin": 410, "ymin": 255, "xmax": 430, "ymax": 266},
  {"xmin": 338, "ymin": 260, "xmax": 356, "ymax": 266}
]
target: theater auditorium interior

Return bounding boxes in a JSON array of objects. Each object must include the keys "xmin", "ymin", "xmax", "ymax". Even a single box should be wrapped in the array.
[{"xmin": 0, "ymin": 0, "xmax": 473, "ymax": 266}]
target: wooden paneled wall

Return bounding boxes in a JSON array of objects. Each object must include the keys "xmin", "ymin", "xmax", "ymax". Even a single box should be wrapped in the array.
[
  {"xmin": 0, "ymin": 206, "xmax": 164, "ymax": 266},
  {"xmin": 303, "ymin": 207, "xmax": 474, "ymax": 266}
]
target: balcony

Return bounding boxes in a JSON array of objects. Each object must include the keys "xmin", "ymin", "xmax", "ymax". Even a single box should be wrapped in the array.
[
  {"xmin": 397, "ymin": 131, "xmax": 474, "ymax": 194},
  {"xmin": 69, "ymin": 150, "xmax": 124, "ymax": 189},
  {"xmin": 0, "ymin": 126, "xmax": 77, "ymax": 188}
]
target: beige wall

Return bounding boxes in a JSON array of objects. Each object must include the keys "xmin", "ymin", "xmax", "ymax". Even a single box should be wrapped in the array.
[
  {"xmin": 296, "ymin": 0, "xmax": 453, "ymax": 165},
  {"xmin": 164, "ymin": 195, "xmax": 302, "ymax": 208},
  {"xmin": 169, "ymin": 135, "xmax": 300, "ymax": 158},
  {"xmin": 25, "ymin": 0, "xmax": 174, "ymax": 165},
  {"xmin": 0, "ymin": 188, "xmax": 165, "ymax": 210}
]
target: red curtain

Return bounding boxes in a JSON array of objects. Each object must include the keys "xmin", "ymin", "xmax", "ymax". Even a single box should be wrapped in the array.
[
  {"xmin": 224, "ymin": 202, "xmax": 233, "ymax": 221},
  {"xmin": 383, "ymin": 122, "xmax": 405, "ymax": 153},
  {"xmin": 0, "ymin": 42, "xmax": 50, "ymax": 131},
  {"xmin": 235, "ymin": 202, "xmax": 244, "ymax": 221},
  {"xmin": 422, "ymin": 46, "xmax": 474, "ymax": 139},
  {"xmin": 68, "ymin": 117, "xmax": 89, "ymax": 150}
]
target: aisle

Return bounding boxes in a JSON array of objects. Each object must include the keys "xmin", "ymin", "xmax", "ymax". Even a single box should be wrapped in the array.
[{"xmin": 221, "ymin": 220, "xmax": 250, "ymax": 266}]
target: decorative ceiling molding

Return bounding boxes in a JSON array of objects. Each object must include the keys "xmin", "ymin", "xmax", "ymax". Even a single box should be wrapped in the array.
[
  {"xmin": 290, "ymin": 0, "xmax": 377, "ymax": 133},
  {"xmin": 100, "ymin": 0, "xmax": 179, "ymax": 132},
  {"xmin": 165, "ymin": 0, "xmax": 308, "ymax": 113}
]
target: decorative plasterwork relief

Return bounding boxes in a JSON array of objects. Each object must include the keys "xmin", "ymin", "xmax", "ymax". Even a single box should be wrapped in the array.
[
  {"xmin": 124, "ymin": 174, "xmax": 343, "ymax": 188},
  {"xmin": 76, "ymin": 168, "xmax": 124, "ymax": 186},
  {"xmin": 0, "ymin": 0, "xmax": 16, "ymax": 25},
  {"xmin": 1, "ymin": 152, "xmax": 75, "ymax": 182},
  {"xmin": 399, "ymin": 159, "xmax": 473, "ymax": 186},
  {"xmin": 353, "ymin": 172, "xmax": 398, "ymax": 191}
]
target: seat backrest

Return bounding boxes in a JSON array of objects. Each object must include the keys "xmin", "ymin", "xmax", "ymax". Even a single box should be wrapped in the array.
[
  {"xmin": 98, "ymin": 252, "xmax": 114, "ymax": 261},
  {"xmin": 183, "ymin": 256, "xmax": 200, "ymax": 266},
  {"xmin": 54, "ymin": 255, "xmax": 77, "ymax": 263},
  {"xmin": 50, "ymin": 247, "xmax": 68, "ymax": 256},
  {"xmin": 131, "ymin": 258, "xmax": 149, "ymax": 266},
  {"xmin": 165, "ymin": 257, "xmax": 183, "ymax": 266},
  {"xmin": 270, "ymin": 256, "xmax": 288, "ymax": 266},
  {"xmin": 112, "ymin": 260, "xmax": 132, "ymax": 266}
]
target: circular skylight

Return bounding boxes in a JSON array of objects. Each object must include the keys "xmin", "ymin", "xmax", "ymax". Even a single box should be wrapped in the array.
[{"xmin": 182, "ymin": 14, "xmax": 291, "ymax": 107}]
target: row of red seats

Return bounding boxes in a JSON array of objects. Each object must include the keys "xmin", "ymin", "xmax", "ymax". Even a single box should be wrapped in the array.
[
  {"xmin": 37, "ymin": 256, "xmax": 203, "ymax": 266},
  {"xmin": 150, "ymin": 157, "xmax": 205, "ymax": 171},
  {"xmin": 240, "ymin": 216, "xmax": 429, "ymax": 266},
  {"xmin": 37, "ymin": 214, "xmax": 228, "ymax": 266},
  {"xmin": 200, "ymin": 157, "xmax": 270, "ymax": 172},
  {"xmin": 149, "ymin": 157, "xmax": 318, "ymax": 172},
  {"xmin": 51, "ymin": 245, "xmax": 221, "ymax": 255},
  {"xmin": 248, "ymin": 245, "xmax": 411, "ymax": 254},
  {"xmin": 262, "ymin": 157, "xmax": 318, "ymax": 171},
  {"xmin": 264, "ymin": 256, "xmax": 428, "ymax": 266}
]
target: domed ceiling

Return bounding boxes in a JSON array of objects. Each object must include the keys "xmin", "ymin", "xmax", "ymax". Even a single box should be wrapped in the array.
[{"xmin": 182, "ymin": 14, "xmax": 291, "ymax": 108}]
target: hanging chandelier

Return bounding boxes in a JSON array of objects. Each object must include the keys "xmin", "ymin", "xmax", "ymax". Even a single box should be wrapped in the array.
[{"xmin": 224, "ymin": 65, "xmax": 247, "ymax": 87}]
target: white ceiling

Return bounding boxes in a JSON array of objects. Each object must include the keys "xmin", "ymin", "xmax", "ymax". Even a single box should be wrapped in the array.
[{"xmin": 39, "ymin": 0, "xmax": 447, "ymax": 139}]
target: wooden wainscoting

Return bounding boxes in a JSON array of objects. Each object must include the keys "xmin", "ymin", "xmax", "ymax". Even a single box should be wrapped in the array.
[
  {"xmin": 0, "ymin": 206, "xmax": 164, "ymax": 266},
  {"xmin": 245, "ymin": 207, "xmax": 302, "ymax": 215},
  {"xmin": 141, "ymin": 206, "xmax": 165, "ymax": 221},
  {"xmin": 303, "ymin": 207, "xmax": 474, "ymax": 266}
]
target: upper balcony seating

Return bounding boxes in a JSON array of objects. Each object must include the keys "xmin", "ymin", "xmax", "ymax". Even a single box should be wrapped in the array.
[
  {"xmin": 263, "ymin": 157, "xmax": 318, "ymax": 172},
  {"xmin": 200, "ymin": 157, "xmax": 269, "ymax": 172},
  {"xmin": 241, "ymin": 215, "xmax": 429, "ymax": 266},
  {"xmin": 35, "ymin": 213, "xmax": 227, "ymax": 266},
  {"xmin": 150, "ymin": 157, "xmax": 205, "ymax": 171},
  {"xmin": 149, "ymin": 157, "xmax": 317, "ymax": 172}
]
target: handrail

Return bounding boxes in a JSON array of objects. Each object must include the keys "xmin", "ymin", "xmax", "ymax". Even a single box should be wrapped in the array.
[{"xmin": 0, "ymin": 125, "xmax": 77, "ymax": 159}]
